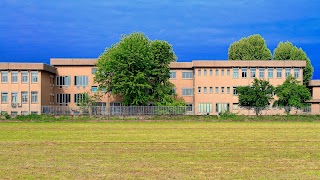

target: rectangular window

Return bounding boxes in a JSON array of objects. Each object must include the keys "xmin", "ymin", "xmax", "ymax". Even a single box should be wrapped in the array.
[
  {"xmin": 268, "ymin": 68, "xmax": 273, "ymax": 78},
  {"xmin": 31, "ymin": 71, "xmax": 38, "ymax": 83},
  {"xmin": 1, "ymin": 92, "xmax": 8, "ymax": 103},
  {"xmin": 227, "ymin": 69, "xmax": 230, "ymax": 76},
  {"xmin": 92, "ymin": 86, "xmax": 98, "ymax": 92},
  {"xmin": 221, "ymin": 87, "xmax": 225, "ymax": 93},
  {"xmin": 250, "ymin": 68, "xmax": 256, "ymax": 78},
  {"xmin": 242, "ymin": 68, "xmax": 247, "ymax": 78},
  {"xmin": 186, "ymin": 104, "xmax": 193, "ymax": 112},
  {"xmin": 215, "ymin": 69, "xmax": 219, "ymax": 76},
  {"xmin": 209, "ymin": 87, "xmax": 213, "ymax": 94},
  {"xmin": 233, "ymin": 87, "xmax": 238, "ymax": 95},
  {"xmin": 21, "ymin": 92, "xmax": 28, "ymax": 103},
  {"xmin": 11, "ymin": 111, "xmax": 18, "ymax": 116},
  {"xmin": 31, "ymin": 91, "xmax": 38, "ymax": 103},
  {"xmin": 21, "ymin": 111, "xmax": 28, "ymax": 115},
  {"xmin": 1, "ymin": 71, "xmax": 8, "ymax": 83},
  {"xmin": 169, "ymin": 71, "xmax": 176, "ymax": 79},
  {"xmin": 198, "ymin": 69, "xmax": 201, "ymax": 76},
  {"xmin": 56, "ymin": 94, "xmax": 71, "ymax": 104},
  {"xmin": 227, "ymin": 87, "xmax": 230, "ymax": 94},
  {"xmin": 11, "ymin": 92, "xmax": 18, "ymax": 103},
  {"xmin": 21, "ymin": 71, "xmax": 28, "ymax": 83},
  {"xmin": 215, "ymin": 87, "xmax": 219, "ymax": 93},
  {"xmin": 182, "ymin": 88, "xmax": 193, "ymax": 96},
  {"xmin": 91, "ymin": 68, "xmax": 97, "ymax": 74},
  {"xmin": 198, "ymin": 87, "xmax": 201, "ymax": 93},
  {"xmin": 216, "ymin": 103, "xmax": 230, "ymax": 113},
  {"xmin": 204, "ymin": 69, "xmax": 207, "ymax": 76},
  {"xmin": 56, "ymin": 76, "xmax": 71, "ymax": 87},
  {"xmin": 233, "ymin": 103, "xmax": 239, "ymax": 110},
  {"xmin": 285, "ymin": 68, "xmax": 291, "ymax": 78},
  {"xmin": 233, "ymin": 68, "xmax": 238, "ymax": 78},
  {"xmin": 172, "ymin": 88, "xmax": 176, "ymax": 95},
  {"xmin": 182, "ymin": 71, "xmax": 193, "ymax": 79},
  {"xmin": 74, "ymin": 76, "xmax": 89, "ymax": 86},
  {"xmin": 204, "ymin": 87, "xmax": 207, "ymax": 94},
  {"xmin": 259, "ymin": 68, "xmax": 265, "ymax": 78},
  {"xmin": 277, "ymin": 68, "xmax": 282, "ymax": 78},
  {"xmin": 198, "ymin": 103, "xmax": 212, "ymax": 113},
  {"xmin": 74, "ymin": 93, "xmax": 86, "ymax": 104},
  {"xmin": 11, "ymin": 71, "xmax": 18, "ymax": 83},
  {"xmin": 294, "ymin": 68, "xmax": 300, "ymax": 78},
  {"xmin": 210, "ymin": 69, "xmax": 213, "ymax": 76},
  {"xmin": 221, "ymin": 69, "xmax": 224, "ymax": 76}
]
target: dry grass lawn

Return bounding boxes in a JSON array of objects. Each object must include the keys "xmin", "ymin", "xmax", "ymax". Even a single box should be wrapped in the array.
[{"xmin": 0, "ymin": 122, "xmax": 320, "ymax": 179}]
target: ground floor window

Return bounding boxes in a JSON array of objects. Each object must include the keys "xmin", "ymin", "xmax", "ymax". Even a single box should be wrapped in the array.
[
  {"xmin": 198, "ymin": 103, "xmax": 212, "ymax": 113},
  {"xmin": 186, "ymin": 103, "xmax": 193, "ymax": 112},
  {"xmin": 216, "ymin": 103, "xmax": 230, "ymax": 113}
]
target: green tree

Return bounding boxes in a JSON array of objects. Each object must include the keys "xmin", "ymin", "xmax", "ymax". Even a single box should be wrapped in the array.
[
  {"xmin": 77, "ymin": 92, "xmax": 102, "ymax": 114},
  {"xmin": 95, "ymin": 32, "xmax": 183, "ymax": 106},
  {"xmin": 237, "ymin": 78, "xmax": 274, "ymax": 115},
  {"xmin": 228, "ymin": 34, "xmax": 272, "ymax": 60},
  {"xmin": 273, "ymin": 41, "xmax": 313, "ymax": 85},
  {"xmin": 273, "ymin": 75, "xmax": 311, "ymax": 114}
]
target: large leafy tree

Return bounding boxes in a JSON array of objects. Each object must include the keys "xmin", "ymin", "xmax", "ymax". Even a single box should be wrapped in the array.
[
  {"xmin": 236, "ymin": 78, "xmax": 274, "ymax": 115},
  {"xmin": 273, "ymin": 75, "xmax": 311, "ymax": 114},
  {"xmin": 228, "ymin": 34, "xmax": 272, "ymax": 60},
  {"xmin": 273, "ymin": 41, "xmax": 313, "ymax": 85},
  {"xmin": 95, "ymin": 32, "xmax": 183, "ymax": 106}
]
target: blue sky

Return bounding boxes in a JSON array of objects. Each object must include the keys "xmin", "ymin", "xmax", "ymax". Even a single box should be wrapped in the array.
[{"xmin": 1, "ymin": 0, "xmax": 319, "ymax": 79}]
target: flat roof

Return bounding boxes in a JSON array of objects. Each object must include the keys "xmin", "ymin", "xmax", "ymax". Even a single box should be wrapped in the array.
[
  {"xmin": 0, "ymin": 63, "xmax": 56, "ymax": 74},
  {"xmin": 308, "ymin": 80, "xmax": 320, "ymax": 87},
  {"xmin": 50, "ymin": 58, "xmax": 97, "ymax": 66}
]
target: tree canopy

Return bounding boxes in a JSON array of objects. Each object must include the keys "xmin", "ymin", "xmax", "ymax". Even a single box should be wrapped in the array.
[
  {"xmin": 228, "ymin": 34, "xmax": 272, "ymax": 60},
  {"xmin": 273, "ymin": 75, "xmax": 311, "ymax": 114},
  {"xmin": 273, "ymin": 41, "xmax": 313, "ymax": 85},
  {"xmin": 94, "ymin": 32, "xmax": 184, "ymax": 106},
  {"xmin": 236, "ymin": 78, "xmax": 274, "ymax": 115}
]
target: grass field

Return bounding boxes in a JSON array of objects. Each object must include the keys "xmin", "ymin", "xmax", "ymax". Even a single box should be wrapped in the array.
[{"xmin": 0, "ymin": 122, "xmax": 320, "ymax": 179}]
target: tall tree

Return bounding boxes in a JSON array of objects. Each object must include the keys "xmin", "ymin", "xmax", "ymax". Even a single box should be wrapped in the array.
[
  {"xmin": 228, "ymin": 34, "xmax": 272, "ymax": 60},
  {"xmin": 273, "ymin": 41, "xmax": 313, "ymax": 85},
  {"xmin": 237, "ymin": 78, "xmax": 274, "ymax": 115},
  {"xmin": 273, "ymin": 75, "xmax": 311, "ymax": 114},
  {"xmin": 94, "ymin": 32, "xmax": 183, "ymax": 106}
]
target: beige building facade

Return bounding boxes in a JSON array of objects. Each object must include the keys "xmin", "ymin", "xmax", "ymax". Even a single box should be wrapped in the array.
[{"xmin": 0, "ymin": 58, "xmax": 319, "ymax": 115}]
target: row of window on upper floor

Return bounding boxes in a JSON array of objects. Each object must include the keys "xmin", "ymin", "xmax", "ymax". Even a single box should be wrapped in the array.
[
  {"xmin": 174, "ymin": 87, "xmax": 238, "ymax": 96},
  {"xmin": 0, "ymin": 71, "xmax": 38, "ymax": 83},
  {"xmin": 169, "ymin": 68, "xmax": 301, "ymax": 79}
]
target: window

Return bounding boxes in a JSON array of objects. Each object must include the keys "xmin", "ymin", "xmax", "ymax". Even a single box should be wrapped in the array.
[
  {"xmin": 233, "ymin": 103, "xmax": 239, "ymax": 110},
  {"xmin": 215, "ymin": 69, "xmax": 219, "ymax": 76},
  {"xmin": 227, "ymin": 87, "xmax": 230, "ymax": 94},
  {"xmin": 182, "ymin": 88, "xmax": 193, "ymax": 96},
  {"xmin": 198, "ymin": 69, "xmax": 201, "ymax": 76},
  {"xmin": 276, "ymin": 68, "xmax": 282, "ymax": 78},
  {"xmin": 233, "ymin": 87, "xmax": 238, "ymax": 95},
  {"xmin": 11, "ymin": 92, "xmax": 18, "ymax": 103},
  {"xmin": 221, "ymin": 87, "xmax": 225, "ymax": 93},
  {"xmin": 294, "ymin": 68, "xmax": 300, "ymax": 78},
  {"xmin": 182, "ymin": 71, "xmax": 193, "ymax": 79},
  {"xmin": 204, "ymin": 87, "xmax": 207, "ymax": 94},
  {"xmin": 31, "ymin": 92, "xmax": 38, "ymax": 103},
  {"xmin": 74, "ymin": 93, "xmax": 86, "ymax": 104},
  {"xmin": 204, "ymin": 69, "xmax": 207, "ymax": 76},
  {"xmin": 1, "ymin": 71, "xmax": 8, "ymax": 83},
  {"xmin": 209, "ymin": 87, "xmax": 213, "ymax": 94},
  {"xmin": 91, "ymin": 86, "xmax": 98, "ymax": 92},
  {"xmin": 21, "ymin": 111, "xmax": 28, "ymax": 115},
  {"xmin": 199, "ymin": 103, "xmax": 212, "ymax": 113},
  {"xmin": 250, "ymin": 68, "xmax": 256, "ymax": 78},
  {"xmin": 259, "ymin": 68, "xmax": 265, "ymax": 78},
  {"xmin": 241, "ymin": 68, "xmax": 247, "ymax": 78},
  {"xmin": 215, "ymin": 87, "xmax": 219, "ymax": 93},
  {"xmin": 233, "ymin": 68, "xmax": 238, "ymax": 78},
  {"xmin": 210, "ymin": 69, "xmax": 213, "ymax": 76},
  {"xmin": 21, "ymin": 71, "xmax": 28, "ymax": 83},
  {"xmin": 21, "ymin": 92, "xmax": 28, "ymax": 103},
  {"xmin": 11, "ymin": 111, "xmax": 18, "ymax": 116},
  {"xmin": 11, "ymin": 71, "xmax": 18, "ymax": 83},
  {"xmin": 285, "ymin": 68, "xmax": 291, "ymax": 78},
  {"xmin": 31, "ymin": 71, "xmax": 38, "ymax": 83},
  {"xmin": 92, "ymin": 68, "xmax": 97, "ymax": 74},
  {"xmin": 31, "ymin": 111, "xmax": 38, "ymax": 115},
  {"xmin": 186, "ymin": 104, "xmax": 193, "ymax": 112},
  {"xmin": 74, "ymin": 76, "xmax": 89, "ymax": 86},
  {"xmin": 221, "ymin": 69, "xmax": 224, "ymax": 76},
  {"xmin": 169, "ymin": 71, "xmax": 176, "ymax": 79},
  {"xmin": 56, "ymin": 94, "xmax": 71, "ymax": 104},
  {"xmin": 216, "ymin": 103, "xmax": 230, "ymax": 113},
  {"xmin": 172, "ymin": 88, "xmax": 176, "ymax": 95},
  {"xmin": 198, "ymin": 87, "xmax": 201, "ymax": 93},
  {"xmin": 56, "ymin": 76, "xmax": 71, "ymax": 87},
  {"xmin": 227, "ymin": 69, "xmax": 230, "ymax": 76},
  {"xmin": 268, "ymin": 68, "xmax": 273, "ymax": 78},
  {"xmin": 1, "ymin": 92, "xmax": 8, "ymax": 103}
]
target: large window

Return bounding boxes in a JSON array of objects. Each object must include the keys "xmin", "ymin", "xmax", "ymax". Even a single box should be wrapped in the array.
[
  {"xmin": 21, "ymin": 71, "xmax": 28, "ymax": 83},
  {"xmin": 182, "ymin": 71, "xmax": 193, "ymax": 79},
  {"xmin": 31, "ymin": 71, "xmax": 38, "ymax": 83},
  {"xmin": 169, "ymin": 71, "xmax": 176, "ymax": 79},
  {"xmin": 276, "ymin": 68, "xmax": 282, "ymax": 78},
  {"xmin": 21, "ymin": 92, "xmax": 28, "ymax": 103},
  {"xmin": 259, "ymin": 68, "xmax": 265, "ymax": 78},
  {"xmin": 1, "ymin": 92, "xmax": 8, "ymax": 103},
  {"xmin": 1, "ymin": 71, "xmax": 8, "ymax": 83},
  {"xmin": 199, "ymin": 103, "xmax": 212, "ymax": 113},
  {"xmin": 294, "ymin": 68, "xmax": 300, "ymax": 78},
  {"xmin": 11, "ymin": 71, "xmax": 18, "ymax": 83},
  {"xmin": 182, "ymin": 88, "xmax": 193, "ymax": 96},
  {"xmin": 56, "ymin": 76, "xmax": 71, "ymax": 87},
  {"xmin": 233, "ymin": 68, "xmax": 239, "ymax": 78},
  {"xmin": 216, "ymin": 103, "xmax": 230, "ymax": 113},
  {"xmin": 74, "ymin": 93, "xmax": 86, "ymax": 104},
  {"xmin": 11, "ymin": 92, "xmax": 18, "ymax": 103},
  {"xmin": 31, "ymin": 91, "xmax": 38, "ymax": 103},
  {"xmin": 241, "ymin": 68, "xmax": 247, "ymax": 78},
  {"xmin": 268, "ymin": 68, "xmax": 273, "ymax": 78},
  {"xmin": 285, "ymin": 68, "xmax": 291, "ymax": 78},
  {"xmin": 56, "ymin": 94, "xmax": 71, "ymax": 104},
  {"xmin": 74, "ymin": 76, "xmax": 89, "ymax": 86},
  {"xmin": 250, "ymin": 68, "xmax": 256, "ymax": 78}
]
